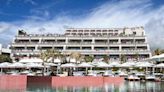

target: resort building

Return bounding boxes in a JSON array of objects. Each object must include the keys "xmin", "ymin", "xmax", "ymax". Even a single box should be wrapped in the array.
[
  {"xmin": 10, "ymin": 26, "xmax": 151, "ymax": 61},
  {"xmin": 0, "ymin": 44, "xmax": 11, "ymax": 56}
]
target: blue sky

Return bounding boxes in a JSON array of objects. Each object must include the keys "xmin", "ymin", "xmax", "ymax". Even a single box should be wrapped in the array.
[
  {"xmin": 1, "ymin": 0, "xmax": 163, "ymax": 22},
  {"xmin": 0, "ymin": 0, "xmax": 164, "ymax": 49},
  {"xmin": 0, "ymin": 0, "xmax": 108, "ymax": 21}
]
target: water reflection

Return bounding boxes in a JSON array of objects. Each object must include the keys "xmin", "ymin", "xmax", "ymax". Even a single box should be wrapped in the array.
[
  {"xmin": 0, "ymin": 81, "xmax": 163, "ymax": 92},
  {"xmin": 26, "ymin": 82, "xmax": 164, "ymax": 92}
]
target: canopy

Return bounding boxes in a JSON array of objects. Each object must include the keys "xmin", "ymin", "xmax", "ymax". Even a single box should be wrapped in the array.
[
  {"xmin": 77, "ymin": 62, "xmax": 93, "ymax": 67},
  {"xmin": 149, "ymin": 54, "xmax": 164, "ymax": 61},
  {"xmin": 44, "ymin": 63, "xmax": 58, "ymax": 66},
  {"xmin": 9, "ymin": 62, "xmax": 26, "ymax": 68},
  {"xmin": 149, "ymin": 55, "xmax": 160, "ymax": 59},
  {"xmin": 92, "ymin": 59, "xmax": 99, "ymax": 63},
  {"xmin": 156, "ymin": 54, "xmax": 164, "ymax": 58},
  {"xmin": 0, "ymin": 62, "xmax": 11, "ymax": 68},
  {"xmin": 26, "ymin": 63, "xmax": 44, "ymax": 68},
  {"xmin": 108, "ymin": 62, "xmax": 121, "ymax": 67},
  {"xmin": 19, "ymin": 58, "xmax": 43, "ymax": 63},
  {"xmin": 121, "ymin": 61, "xmax": 136, "ymax": 67},
  {"xmin": 61, "ymin": 63, "xmax": 76, "ymax": 68},
  {"xmin": 96, "ymin": 62, "xmax": 110, "ymax": 67},
  {"xmin": 135, "ymin": 62, "xmax": 154, "ymax": 67},
  {"xmin": 54, "ymin": 58, "xmax": 61, "ymax": 63},
  {"xmin": 70, "ymin": 58, "xmax": 76, "ymax": 63},
  {"xmin": 155, "ymin": 63, "xmax": 164, "ymax": 68}
]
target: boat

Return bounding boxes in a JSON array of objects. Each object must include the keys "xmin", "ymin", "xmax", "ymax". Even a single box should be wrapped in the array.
[
  {"xmin": 103, "ymin": 71, "xmax": 114, "ymax": 77},
  {"xmin": 127, "ymin": 75, "xmax": 140, "ymax": 81},
  {"xmin": 119, "ymin": 72, "xmax": 128, "ymax": 77},
  {"xmin": 87, "ymin": 71, "xmax": 97, "ymax": 76},
  {"xmin": 145, "ymin": 75, "xmax": 157, "ymax": 81}
]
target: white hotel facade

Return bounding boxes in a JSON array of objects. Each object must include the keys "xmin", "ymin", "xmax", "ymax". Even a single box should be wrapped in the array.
[{"xmin": 11, "ymin": 26, "xmax": 151, "ymax": 61}]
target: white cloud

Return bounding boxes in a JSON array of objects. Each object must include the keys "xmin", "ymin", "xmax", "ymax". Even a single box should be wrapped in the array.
[
  {"xmin": 24, "ymin": 0, "xmax": 37, "ymax": 5},
  {"xmin": 0, "ymin": 0, "xmax": 164, "ymax": 49}
]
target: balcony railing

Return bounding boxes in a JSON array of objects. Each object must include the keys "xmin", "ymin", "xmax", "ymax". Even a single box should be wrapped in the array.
[
  {"xmin": 12, "ymin": 41, "xmax": 147, "ymax": 46},
  {"xmin": 12, "ymin": 49, "xmax": 151, "ymax": 54},
  {"xmin": 16, "ymin": 34, "xmax": 146, "ymax": 38}
]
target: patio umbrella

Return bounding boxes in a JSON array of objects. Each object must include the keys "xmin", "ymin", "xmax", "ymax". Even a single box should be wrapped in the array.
[
  {"xmin": 149, "ymin": 54, "xmax": 164, "ymax": 62},
  {"xmin": 9, "ymin": 62, "xmax": 26, "ymax": 68},
  {"xmin": 26, "ymin": 63, "xmax": 44, "ymax": 68},
  {"xmin": 121, "ymin": 61, "xmax": 136, "ymax": 68},
  {"xmin": 77, "ymin": 62, "xmax": 93, "ymax": 68},
  {"xmin": 19, "ymin": 58, "xmax": 43, "ymax": 63},
  {"xmin": 44, "ymin": 63, "xmax": 58, "ymax": 66},
  {"xmin": 61, "ymin": 63, "xmax": 76, "ymax": 68},
  {"xmin": 108, "ymin": 61, "xmax": 121, "ymax": 67},
  {"xmin": 0, "ymin": 62, "xmax": 12, "ymax": 68},
  {"xmin": 149, "ymin": 55, "xmax": 159, "ymax": 59},
  {"xmin": 0, "ymin": 62, "xmax": 12, "ymax": 73},
  {"xmin": 136, "ymin": 62, "xmax": 154, "ymax": 67},
  {"xmin": 70, "ymin": 58, "xmax": 76, "ymax": 63},
  {"xmin": 96, "ymin": 62, "xmax": 110, "ymax": 67},
  {"xmin": 77, "ymin": 62, "xmax": 93, "ymax": 75},
  {"xmin": 53, "ymin": 58, "xmax": 61, "ymax": 63},
  {"xmin": 155, "ymin": 63, "xmax": 164, "ymax": 68},
  {"xmin": 61, "ymin": 63, "xmax": 76, "ymax": 76},
  {"xmin": 136, "ymin": 62, "xmax": 154, "ymax": 74}
]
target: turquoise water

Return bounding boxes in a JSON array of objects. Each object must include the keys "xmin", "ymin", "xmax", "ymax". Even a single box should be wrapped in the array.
[{"xmin": 0, "ymin": 81, "xmax": 164, "ymax": 92}]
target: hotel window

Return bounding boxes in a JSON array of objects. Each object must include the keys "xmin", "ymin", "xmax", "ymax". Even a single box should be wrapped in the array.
[
  {"xmin": 79, "ymin": 30, "xmax": 83, "ymax": 32},
  {"xmin": 102, "ymin": 30, "xmax": 107, "ymax": 32},
  {"xmin": 96, "ymin": 30, "xmax": 101, "ymax": 32},
  {"xmin": 114, "ymin": 30, "xmax": 118, "ymax": 32},
  {"xmin": 108, "ymin": 30, "xmax": 113, "ymax": 32},
  {"xmin": 66, "ymin": 30, "xmax": 71, "ymax": 32},
  {"xmin": 72, "ymin": 33, "xmax": 76, "ymax": 35},
  {"xmin": 90, "ymin": 33, "xmax": 95, "ymax": 36},
  {"xmin": 133, "ymin": 31, "xmax": 136, "ymax": 35},
  {"xmin": 84, "ymin": 30, "xmax": 89, "ymax": 32},
  {"xmin": 91, "ymin": 30, "xmax": 95, "ymax": 32},
  {"xmin": 96, "ymin": 33, "xmax": 101, "ymax": 36},
  {"xmin": 84, "ymin": 33, "xmax": 89, "ymax": 35},
  {"xmin": 78, "ymin": 33, "xmax": 83, "ymax": 35},
  {"xmin": 73, "ymin": 30, "xmax": 77, "ymax": 32},
  {"xmin": 65, "ymin": 33, "xmax": 70, "ymax": 35},
  {"xmin": 114, "ymin": 33, "xmax": 118, "ymax": 36},
  {"xmin": 102, "ymin": 33, "xmax": 107, "ymax": 35},
  {"xmin": 108, "ymin": 33, "xmax": 113, "ymax": 36}
]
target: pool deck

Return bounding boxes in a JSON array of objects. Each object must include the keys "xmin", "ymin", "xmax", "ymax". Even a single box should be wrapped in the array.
[{"xmin": 0, "ymin": 75, "xmax": 124, "ymax": 90}]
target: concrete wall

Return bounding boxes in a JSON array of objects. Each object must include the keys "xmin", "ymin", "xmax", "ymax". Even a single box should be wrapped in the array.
[
  {"xmin": 52, "ymin": 76, "xmax": 124, "ymax": 87},
  {"xmin": 0, "ymin": 75, "xmax": 27, "ymax": 91},
  {"xmin": 0, "ymin": 75, "xmax": 124, "ymax": 90}
]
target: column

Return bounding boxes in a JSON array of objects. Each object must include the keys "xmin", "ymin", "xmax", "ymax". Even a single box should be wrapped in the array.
[
  {"xmin": 66, "ymin": 37, "xmax": 68, "ymax": 43},
  {"xmin": 35, "ymin": 45, "xmax": 38, "ymax": 51},
  {"xmin": 92, "ymin": 38, "xmax": 95, "ymax": 44},
  {"xmin": 39, "ymin": 38, "xmax": 42, "ymax": 43}
]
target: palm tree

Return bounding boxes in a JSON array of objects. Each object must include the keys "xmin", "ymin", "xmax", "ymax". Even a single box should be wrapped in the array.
[
  {"xmin": 40, "ymin": 49, "xmax": 62, "ymax": 75},
  {"xmin": 0, "ymin": 55, "xmax": 12, "ymax": 63},
  {"xmin": 84, "ymin": 55, "xmax": 94, "ymax": 63},
  {"xmin": 120, "ymin": 54, "xmax": 126, "ymax": 64},
  {"xmin": 40, "ymin": 49, "xmax": 63, "ymax": 62},
  {"xmin": 154, "ymin": 48, "xmax": 161, "ymax": 55},
  {"xmin": 103, "ymin": 55, "xmax": 109, "ymax": 63},
  {"xmin": 134, "ymin": 53, "xmax": 139, "ymax": 61},
  {"xmin": 70, "ymin": 52, "xmax": 82, "ymax": 63},
  {"xmin": 40, "ymin": 51, "xmax": 48, "ymax": 63},
  {"xmin": 40, "ymin": 50, "xmax": 50, "ymax": 76},
  {"xmin": 49, "ymin": 49, "xmax": 63, "ymax": 62}
]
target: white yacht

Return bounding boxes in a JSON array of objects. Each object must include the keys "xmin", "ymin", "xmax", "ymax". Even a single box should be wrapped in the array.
[{"xmin": 127, "ymin": 75, "xmax": 140, "ymax": 81}]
